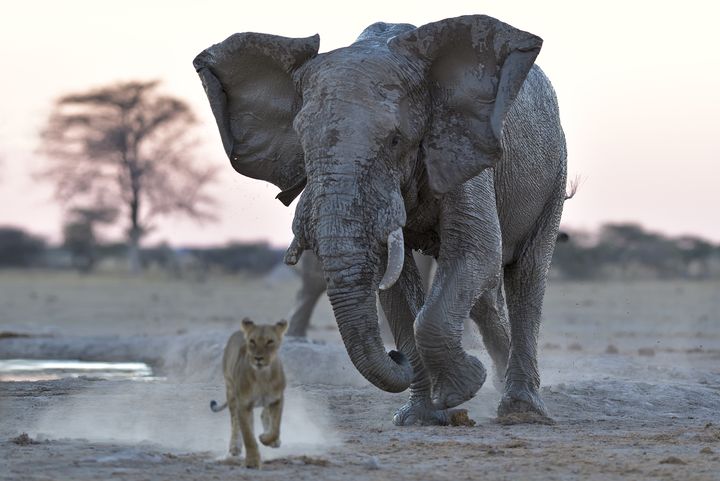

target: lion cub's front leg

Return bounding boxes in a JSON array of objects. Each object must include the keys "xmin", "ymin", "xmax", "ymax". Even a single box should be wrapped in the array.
[
  {"xmin": 228, "ymin": 396, "xmax": 242, "ymax": 457},
  {"xmin": 238, "ymin": 404, "xmax": 260, "ymax": 469},
  {"xmin": 259, "ymin": 398, "xmax": 283, "ymax": 448}
]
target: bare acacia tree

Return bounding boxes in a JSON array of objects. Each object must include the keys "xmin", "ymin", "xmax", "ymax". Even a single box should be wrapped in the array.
[{"xmin": 40, "ymin": 80, "xmax": 217, "ymax": 272}]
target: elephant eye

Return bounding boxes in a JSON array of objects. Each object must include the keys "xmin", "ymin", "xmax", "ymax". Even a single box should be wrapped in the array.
[{"xmin": 390, "ymin": 134, "xmax": 401, "ymax": 148}]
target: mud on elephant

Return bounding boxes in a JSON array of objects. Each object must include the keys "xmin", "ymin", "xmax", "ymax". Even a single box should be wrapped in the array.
[{"xmin": 195, "ymin": 14, "xmax": 567, "ymax": 425}]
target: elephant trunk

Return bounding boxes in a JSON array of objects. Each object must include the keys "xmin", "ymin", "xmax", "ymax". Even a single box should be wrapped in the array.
[
  {"xmin": 324, "ymin": 279, "xmax": 412, "ymax": 393},
  {"xmin": 313, "ymin": 184, "xmax": 412, "ymax": 393}
]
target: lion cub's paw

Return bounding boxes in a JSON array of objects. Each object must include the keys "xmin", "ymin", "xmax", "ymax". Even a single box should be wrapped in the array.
[
  {"xmin": 245, "ymin": 452, "xmax": 261, "ymax": 469},
  {"xmin": 259, "ymin": 433, "xmax": 281, "ymax": 448}
]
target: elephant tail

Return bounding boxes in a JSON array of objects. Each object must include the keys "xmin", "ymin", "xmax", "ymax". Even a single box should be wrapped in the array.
[
  {"xmin": 210, "ymin": 400, "xmax": 227, "ymax": 412},
  {"xmin": 565, "ymin": 176, "xmax": 580, "ymax": 201}
]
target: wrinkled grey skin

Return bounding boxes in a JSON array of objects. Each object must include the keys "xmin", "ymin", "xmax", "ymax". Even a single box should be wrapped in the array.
[
  {"xmin": 286, "ymin": 251, "xmax": 435, "ymax": 338},
  {"xmin": 195, "ymin": 15, "xmax": 567, "ymax": 425}
]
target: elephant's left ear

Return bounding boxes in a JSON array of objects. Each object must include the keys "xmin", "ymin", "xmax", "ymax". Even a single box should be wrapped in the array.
[
  {"xmin": 193, "ymin": 33, "xmax": 319, "ymax": 205},
  {"xmin": 388, "ymin": 15, "xmax": 542, "ymax": 194}
]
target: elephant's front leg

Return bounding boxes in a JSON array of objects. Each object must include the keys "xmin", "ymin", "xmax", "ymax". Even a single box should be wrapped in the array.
[
  {"xmin": 379, "ymin": 252, "xmax": 463, "ymax": 426},
  {"xmin": 415, "ymin": 176, "xmax": 501, "ymax": 409}
]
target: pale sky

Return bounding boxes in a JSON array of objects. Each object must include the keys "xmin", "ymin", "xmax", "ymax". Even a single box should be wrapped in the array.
[{"xmin": 1, "ymin": 0, "xmax": 718, "ymax": 247}]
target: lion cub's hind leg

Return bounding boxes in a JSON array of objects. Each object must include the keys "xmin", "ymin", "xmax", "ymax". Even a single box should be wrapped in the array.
[{"xmin": 259, "ymin": 398, "xmax": 283, "ymax": 448}]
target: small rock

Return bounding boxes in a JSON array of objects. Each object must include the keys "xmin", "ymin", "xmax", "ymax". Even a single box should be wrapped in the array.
[
  {"xmin": 659, "ymin": 456, "xmax": 686, "ymax": 465},
  {"xmin": 364, "ymin": 456, "xmax": 381, "ymax": 470},
  {"xmin": 605, "ymin": 344, "xmax": 619, "ymax": 354},
  {"xmin": 638, "ymin": 347, "xmax": 655, "ymax": 357},
  {"xmin": 567, "ymin": 342, "xmax": 583, "ymax": 351},
  {"xmin": 0, "ymin": 332, "xmax": 31, "ymax": 339},
  {"xmin": 700, "ymin": 447, "xmax": 714, "ymax": 455},
  {"xmin": 503, "ymin": 439, "xmax": 528, "ymax": 449},
  {"xmin": 548, "ymin": 383, "xmax": 566, "ymax": 394},
  {"xmin": 299, "ymin": 455, "xmax": 330, "ymax": 467}
]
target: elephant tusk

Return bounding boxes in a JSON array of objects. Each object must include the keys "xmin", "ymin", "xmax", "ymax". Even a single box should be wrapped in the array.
[
  {"xmin": 284, "ymin": 236, "xmax": 303, "ymax": 265},
  {"xmin": 379, "ymin": 228, "xmax": 405, "ymax": 291}
]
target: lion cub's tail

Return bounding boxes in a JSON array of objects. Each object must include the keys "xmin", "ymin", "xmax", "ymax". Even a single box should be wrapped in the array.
[{"xmin": 209, "ymin": 400, "xmax": 228, "ymax": 412}]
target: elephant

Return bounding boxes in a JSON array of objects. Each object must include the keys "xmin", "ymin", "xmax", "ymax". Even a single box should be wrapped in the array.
[
  {"xmin": 286, "ymin": 250, "xmax": 435, "ymax": 337},
  {"xmin": 194, "ymin": 14, "xmax": 567, "ymax": 425}
]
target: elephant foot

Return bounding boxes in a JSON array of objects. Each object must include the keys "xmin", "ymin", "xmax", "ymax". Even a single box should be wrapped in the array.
[
  {"xmin": 428, "ymin": 354, "xmax": 486, "ymax": 410},
  {"xmin": 393, "ymin": 398, "xmax": 470, "ymax": 426},
  {"xmin": 497, "ymin": 382, "xmax": 552, "ymax": 423}
]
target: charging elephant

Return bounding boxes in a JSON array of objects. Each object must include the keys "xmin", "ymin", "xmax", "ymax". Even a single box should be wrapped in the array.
[
  {"xmin": 286, "ymin": 250, "xmax": 435, "ymax": 337},
  {"xmin": 195, "ymin": 14, "xmax": 567, "ymax": 425}
]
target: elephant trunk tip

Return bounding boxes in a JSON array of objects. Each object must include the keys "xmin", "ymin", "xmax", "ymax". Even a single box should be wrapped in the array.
[
  {"xmin": 384, "ymin": 350, "xmax": 413, "ymax": 393},
  {"xmin": 388, "ymin": 349, "xmax": 408, "ymax": 366}
]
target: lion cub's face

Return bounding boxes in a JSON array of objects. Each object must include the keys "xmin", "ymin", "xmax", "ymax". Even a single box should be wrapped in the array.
[{"xmin": 241, "ymin": 318, "xmax": 288, "ymax": 370}]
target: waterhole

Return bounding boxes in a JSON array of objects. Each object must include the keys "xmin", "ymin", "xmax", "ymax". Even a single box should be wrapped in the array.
[{"xmin": 0, "ymin": 359, "xmax": 156, "ymax": 382}]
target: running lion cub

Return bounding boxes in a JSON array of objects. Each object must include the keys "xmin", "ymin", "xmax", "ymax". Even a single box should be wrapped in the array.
[{"xmin": 210, "ymin": 317, "xmax": 288, "ymax": 468}]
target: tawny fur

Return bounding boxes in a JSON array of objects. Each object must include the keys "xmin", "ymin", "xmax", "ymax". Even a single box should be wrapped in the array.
[{"xmin": 210, "ymin": 318, "xmax": 287, "ymax": 469}]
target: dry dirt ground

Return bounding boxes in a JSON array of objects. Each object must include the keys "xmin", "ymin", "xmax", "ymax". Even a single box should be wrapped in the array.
[{"xmin": 1, "ymin": 270, "xmax": 719, "ymax": 480}]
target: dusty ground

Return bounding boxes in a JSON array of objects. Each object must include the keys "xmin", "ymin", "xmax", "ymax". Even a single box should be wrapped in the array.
[{"xmin": 1, "ymin": 270, "xmax": 719, "ymax": 480}]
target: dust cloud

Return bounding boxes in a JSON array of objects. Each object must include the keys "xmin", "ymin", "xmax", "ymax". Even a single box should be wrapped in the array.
[
  {"xmin": 29, "ymin": 381, "xmax": 338, "ymax": 458},
  {"xmin": 26, "ymin": 336, "xmax": 343, "ymax": 459}
]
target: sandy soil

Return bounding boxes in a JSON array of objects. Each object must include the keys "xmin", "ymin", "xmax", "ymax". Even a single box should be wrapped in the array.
[{"xmin": 1, "ymin": 271, "xmax": 719, "ymax": 480}]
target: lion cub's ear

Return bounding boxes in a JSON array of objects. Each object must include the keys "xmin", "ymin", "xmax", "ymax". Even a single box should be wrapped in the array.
[
  {"xmin": 275, "ymin": 319, "xmax": 288, "ymax": 335},
  {"xmin": 241, "ymin": 317, "xmax": 255, "ymax": 335}
]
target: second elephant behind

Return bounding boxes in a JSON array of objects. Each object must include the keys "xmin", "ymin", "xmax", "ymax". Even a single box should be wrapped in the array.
[{"xmin": 286, "ymin": 250, "xmax": 435, "ymax": 338}]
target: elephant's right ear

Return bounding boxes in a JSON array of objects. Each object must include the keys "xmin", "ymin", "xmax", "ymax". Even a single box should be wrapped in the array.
[
  {"xmin": 388, "ymin": 16, "xmax": 541, "ymax": 194},
  {"xmin": 193, "ymin": 33, "xmax": 319, "ymax": 205}
]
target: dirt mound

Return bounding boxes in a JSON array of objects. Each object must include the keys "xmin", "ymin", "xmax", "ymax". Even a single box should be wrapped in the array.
[
  {"xmin": 10, "ymin": 433, "xmax": 40, "ymax": 445},
  {"xmin": 496, "ymin": 412, "xmax": 556, "ymax": 425},
  {"xmin": 449, "ymin": 410, "xmax": 477, "ymax": 427}
]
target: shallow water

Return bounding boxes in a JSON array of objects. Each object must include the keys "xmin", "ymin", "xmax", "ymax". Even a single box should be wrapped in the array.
[{"xmin": 0, "ymin": 359, "xmax": 155, "ymax": 382}]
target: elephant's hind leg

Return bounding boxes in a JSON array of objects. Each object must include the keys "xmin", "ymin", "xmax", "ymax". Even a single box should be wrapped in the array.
[
  {"xmin": 499, "ymin": 188, "xmax": 565, "ymax": 419},
  {"xmin": 470, "ymin": 283, "xmax": 510, "ymax": 392},
  {"xmin": 286, "ymin": 253, "xmax": 326, "ymax": 337}
]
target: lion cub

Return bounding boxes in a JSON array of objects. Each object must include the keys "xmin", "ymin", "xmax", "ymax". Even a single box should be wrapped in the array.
[{"xmin": 210, "ymin": 318, "xmax": 288, "ymax": 468}]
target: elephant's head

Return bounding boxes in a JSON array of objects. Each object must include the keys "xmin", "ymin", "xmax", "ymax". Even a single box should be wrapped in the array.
[{"xmin": 194, "ymin": 15, "xmax": 541, "ymax": 393}]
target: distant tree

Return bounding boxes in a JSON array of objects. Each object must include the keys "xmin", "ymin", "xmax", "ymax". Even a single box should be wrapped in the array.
[
  {"xmin": 0, "ymin": 227, "xmax": 46, "ymax": 268},
  {"xmin": 62, "ymin": 206, "xmax": 118, "ymax": 272},
  {"xmin": 39, "ymin": 80, "xmax": 217, "ymax": 272},
  {"xmin": 192, "ymin": 242, "xmax": 284, "ymax": 275},
  {"xmin": 552, "ymin": 223, "xmax": 720, "ymax": 280}
]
